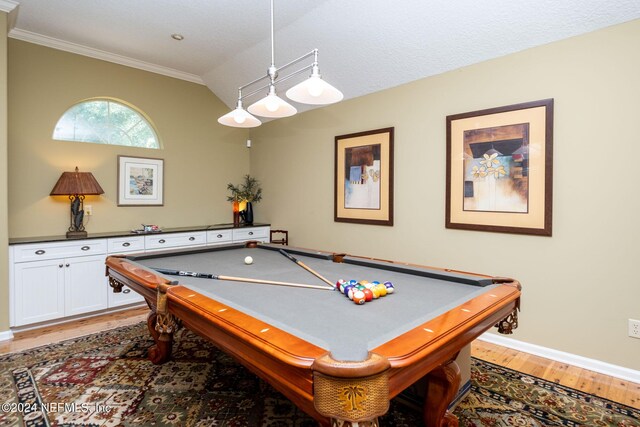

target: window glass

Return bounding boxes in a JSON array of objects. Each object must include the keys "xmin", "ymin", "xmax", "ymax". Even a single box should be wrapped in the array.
[{"xmin": 53, "ymin": 99, "xmax": 160, "ymax": 148}]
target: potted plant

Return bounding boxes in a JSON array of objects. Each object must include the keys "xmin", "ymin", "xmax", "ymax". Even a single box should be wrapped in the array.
[{"xmin": 227, "ymin": 175, "xmax": 262, "ymax": 225}]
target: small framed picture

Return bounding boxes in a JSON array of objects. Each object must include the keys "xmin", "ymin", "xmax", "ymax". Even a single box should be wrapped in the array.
[
  {"xmin": 335, "ymin": 127, "xmax": 394, "ymax": 226},
  {"xmin": 117, "ymin": 155, "xmax": 164, "ymax": 206},
  {"xmin": 446, "ymin": 99, "xmax": 553, "ymax": 235}
]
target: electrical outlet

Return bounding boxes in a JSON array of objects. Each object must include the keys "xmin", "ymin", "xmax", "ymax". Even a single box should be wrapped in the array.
[
  {"xmin": 85, "ymin": 205, "xmax": 93, "ymax": 216},
  {"xmin": 629, "ymin": 319, "xmax": 640, "ymax": 339}
]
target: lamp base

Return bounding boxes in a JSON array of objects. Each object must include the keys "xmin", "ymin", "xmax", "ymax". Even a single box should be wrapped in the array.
[{"xmin": 66, "ymin": 230, "xmax": 88, "ymax": 239}]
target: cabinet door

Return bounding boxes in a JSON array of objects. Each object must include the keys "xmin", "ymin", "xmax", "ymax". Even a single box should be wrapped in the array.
[
  {"xmin": 107, "ymin": 251, "xmax": 144, "ymax": 308},
  {"xmin": 108, "ymin": 283, "xmax": 145, "ymax": 307},
  {"xmin": 65, "ymin": 254, "xmax": 108, "ymax": 316},
  {"xmin": 13, "ymin": 259, "xmax": 66, "ymax": 326}
]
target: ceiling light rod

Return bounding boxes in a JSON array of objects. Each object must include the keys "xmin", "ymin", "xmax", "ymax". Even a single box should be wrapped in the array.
[
  {"xmin": 237, "ymin": 55, "xmax": 318, "ymax": 101},
  {"xmin": 217, "ymin": 0, "xmax": 343, "ymax": 128}
]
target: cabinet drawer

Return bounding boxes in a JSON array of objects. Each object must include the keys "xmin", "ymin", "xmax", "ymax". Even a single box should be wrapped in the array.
[
  {"xmin": 13, "ymin": 239, "xmax": 107, "ymax": 262},
  {"xmin": 145, "ymin": 231, "xmax": 207, "ymax": 250},
  {"xmin": 232, "ymin": 226, "xmax": 269, "ymax": 242},
  {"xmin": 206, "ymin": 229, "xmax": 233, "ymax": 245},
  {"xmin": 108, "ymin": 236, "xmax": 145, "ymax": 254},
  {"xmin": 108, "ymin": 284, "xmax": 145, "ymax": 307}
]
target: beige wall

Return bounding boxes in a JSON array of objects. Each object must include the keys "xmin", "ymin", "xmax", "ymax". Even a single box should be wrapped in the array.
[
  {"xmin": 250, "ymin": 20, "xmax": 640, "ymax": 370},
  {"xmin": 8, "ymin": 40, "xmax": 250, "ymax": 238},
  {"xmin": 0, "ymin": 13, "xmax": 9, "ymax": 332},
  {"xmin": 4, "ymin": 39, "xmax": 250, "ymax": 334}
]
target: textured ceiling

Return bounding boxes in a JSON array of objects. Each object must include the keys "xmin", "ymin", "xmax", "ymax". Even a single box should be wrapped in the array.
[{"xmin": 6, "ymin": 0, "xmax": 640, "ymax": 114}]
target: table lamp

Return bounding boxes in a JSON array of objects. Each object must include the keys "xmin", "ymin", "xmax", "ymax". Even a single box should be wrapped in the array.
[{"xmin": 50, "ymin": 166, "xmax": 104, "ymax": 238}]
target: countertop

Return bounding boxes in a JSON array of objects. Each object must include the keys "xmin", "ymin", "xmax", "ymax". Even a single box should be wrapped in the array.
[{"xmin": 8, "ymin": 223, "xmax": 271, "ymax": 245}]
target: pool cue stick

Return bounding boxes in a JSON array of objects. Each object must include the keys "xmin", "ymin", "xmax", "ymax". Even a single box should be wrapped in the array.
[
  {"xmin": 278, "ymin": 249, "xmax": 336, "ymax": 289},
  {"xmin": 152, "ymin": 268, "xmax": 334, "ymax": 291}
]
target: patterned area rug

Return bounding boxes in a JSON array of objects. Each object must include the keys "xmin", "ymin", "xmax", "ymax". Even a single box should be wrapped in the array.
[{"xmin": 0, "ymin": 323, "xmax": 638, "ymax": 426}]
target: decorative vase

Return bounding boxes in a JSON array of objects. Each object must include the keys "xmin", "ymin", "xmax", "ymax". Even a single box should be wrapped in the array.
[
  {"xmin": 244, "ymin": 202, "xmax": 254, "ymax": 225},
  {"xmin": 232, "ymin": 201, "xmax": 240, "ymax": 227}
]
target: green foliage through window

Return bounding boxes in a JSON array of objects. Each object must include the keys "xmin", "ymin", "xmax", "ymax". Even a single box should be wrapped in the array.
[{"xmin": 53, "ymin": 99, "xmax": 160, "ymax": 148}]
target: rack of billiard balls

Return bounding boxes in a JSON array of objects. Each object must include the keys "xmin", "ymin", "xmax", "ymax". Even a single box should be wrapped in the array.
[{"xmin": 336, "ymin": 279, "xmax": 395, "ymax": 305}]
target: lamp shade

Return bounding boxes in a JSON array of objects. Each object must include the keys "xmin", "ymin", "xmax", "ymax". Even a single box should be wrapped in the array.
[
  {"xmin": 218, "ymin": 107, "xmax": 262, "ymax": 128},
  {"xmin": 247, "ymin": 85, "xmax": 297, "ymax": 118},
  {"xmin": 50, "ymin": 167, "xmax": 104, "ymax": 196},
  {"xmin": 286, "ymin": 75, "xmax": 344, "ymax": 105}
]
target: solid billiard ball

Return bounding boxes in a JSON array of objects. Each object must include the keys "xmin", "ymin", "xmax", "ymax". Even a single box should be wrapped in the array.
[
  {"xmin": 244, "ymin": 256, "xmax": 253, "ymax": 265},
  {"xmin": 375, "ymin": 284, "xmax": 387, "ymax": 297},
  {"xmin": 362, "ymin": 288, "xmax": 373, "ymax": 302}
]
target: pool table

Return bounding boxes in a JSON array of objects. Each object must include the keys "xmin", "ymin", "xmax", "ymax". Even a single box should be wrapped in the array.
[{"xmin": 106, "ymin": 242, "xmax": 520, "ymax": 427}]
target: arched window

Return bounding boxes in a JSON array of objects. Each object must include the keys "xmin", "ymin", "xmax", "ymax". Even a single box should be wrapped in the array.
[{"xmin": 53, "ymin": 98, "xmax": 160, "ymax": 149}]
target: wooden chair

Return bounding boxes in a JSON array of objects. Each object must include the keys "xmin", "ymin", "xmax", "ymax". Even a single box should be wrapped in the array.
[{"xmin": 270, "ymin": 229, "xmax": 289, "ymax": 245}]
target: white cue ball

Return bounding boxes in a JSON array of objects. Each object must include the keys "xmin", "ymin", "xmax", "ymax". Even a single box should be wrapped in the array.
[{"xmin": 244, "ymin": 256, "xmax": 253, "ymax": 265}]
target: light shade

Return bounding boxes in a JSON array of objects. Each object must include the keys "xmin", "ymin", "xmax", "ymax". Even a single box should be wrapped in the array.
[
  {"xmin": 50, "ymin": 167, "xmax": 104, "ymax": 196},
  {"xmin": 248, "ymin": 85, "xmax": 297, "ymax": 118},
  {"xmin": 286, "ymin": 74, "xmax": 344, "ymax": 105},
  {"xmin": 218, "ymin": 106, "xmax": 262, "ymax": 128}
]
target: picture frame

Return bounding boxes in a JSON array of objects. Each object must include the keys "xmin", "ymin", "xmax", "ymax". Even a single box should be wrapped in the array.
[
  {"xmin": 446, "ymin": 99, "xmax": 553, "ymax": 236},
  {"xmin": 117, "ymin": 155, "xmax": 164, "ymax": 206},
  {"xmin": 335, "ymin": 127, "xmax": 394, "ymax": 226}
]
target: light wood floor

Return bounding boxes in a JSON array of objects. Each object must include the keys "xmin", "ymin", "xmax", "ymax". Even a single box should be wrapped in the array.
[{"xmin": 1, "ymin": 307, "xmax": 638, "ymax": 409}]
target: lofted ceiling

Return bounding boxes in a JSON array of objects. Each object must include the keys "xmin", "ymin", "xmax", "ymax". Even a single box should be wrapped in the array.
[{"xmin": 4, "ymin": 0, "xmax": 640, "ymax": 116}]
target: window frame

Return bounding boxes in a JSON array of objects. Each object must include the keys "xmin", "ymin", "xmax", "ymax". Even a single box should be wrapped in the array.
[{"xmin": 52, "ymin": 97, "xmax": 162, "ymax": 149}]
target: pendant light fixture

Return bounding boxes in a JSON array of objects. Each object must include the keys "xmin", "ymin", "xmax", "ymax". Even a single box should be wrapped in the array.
[{"xmin": 218, "ymin": 0, "xmax": 343, "ymax": 128}]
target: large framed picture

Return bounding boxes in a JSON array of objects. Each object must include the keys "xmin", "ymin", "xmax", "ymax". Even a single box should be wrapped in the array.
[
  {"xmin": 335, "ymin": 127, "xmax": 394, "ymax": 226},
  {"xmin": 117, "ymin": 155, "xmax": 164, "ymax": 206},
  {"xmin": 446, "ymin": 99, "xmax": 553, "ymax": 235}
]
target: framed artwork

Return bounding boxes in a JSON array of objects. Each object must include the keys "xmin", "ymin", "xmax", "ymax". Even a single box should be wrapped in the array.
[
  {"xmin": 335, "ymin": 127, "xmax": 394, "ymax": 226},
  {"xmin": 446, "ymin": 99, "xmax": 553, "ymax": 235},
  {"xmin": 117, "ymin": 155, "xmax": 164, "ymax": 206}
]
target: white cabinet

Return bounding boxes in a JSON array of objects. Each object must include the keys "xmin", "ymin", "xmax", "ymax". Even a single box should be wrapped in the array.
[
  {"xmin": 106, "ymin": 236, "xmax": 146, "ymax": 308},
  {"xmin": 65, "ymin": 255, "xmax": 109, "ymax": 316},
  {"xmin": 232, "ymin": 226, "xmax": 269, "ymax": 243},
  {"xmin": 10, "ymin": 239, "xmax": 108, "ymax": 327},
  {"xmin": 10, "ymin": 225, "xmax": 271, "ymax": 328},
  {"xmin": 13, "ymin": 239, "xmax": 107, "ymax": 262},
  {"xmin": 145, "ymin": 231, "xmax": 207, "ymax": 251},
  {"xmin": 108, "ymin": 236, "xmax": 145, "ymax": 253},
  {"xmin": 13, "ymin": 259, "xmax": 65, "ymax": 325},
  {"xmin": 206, "ymin": 229, "xmax": 233, "ymax": 246}
]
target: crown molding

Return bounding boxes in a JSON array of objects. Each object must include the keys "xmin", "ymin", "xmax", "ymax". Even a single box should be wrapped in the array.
[
  {"xmin": 0, "ymin": 0, "xmax": 18, "ymax": 13},
  {"xmin": 8, "ymin": 28, "xmax": 205, "ymax": 85}
]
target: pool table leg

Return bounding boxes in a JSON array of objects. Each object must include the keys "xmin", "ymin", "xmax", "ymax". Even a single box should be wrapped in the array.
[
  {"xmin": 146, "ymin": 310, "xmax": 175, "ymax": 364},
  {"xmin": 423, "ymin": 359, "xmax": 461, "ymax": 427},
  {"xmin": 146, "ymin": 284, "xmax": 181, "ymax": 364}
]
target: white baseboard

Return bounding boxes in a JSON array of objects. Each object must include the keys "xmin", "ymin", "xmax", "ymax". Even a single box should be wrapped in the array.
[
  {"xmin": 479, "ymin": 332, "xmax": 640, "ymax": 384},
  {"xmin": 0, "ymin": 329, "xmax": 14, "ymax": 342}
]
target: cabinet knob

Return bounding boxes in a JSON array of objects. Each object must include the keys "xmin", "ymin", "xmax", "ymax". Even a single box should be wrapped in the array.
[
  {"xmin": 122, "ymin": 242, "xmax": 131, "ymax": 247},
  {"xmin": 217, "ymin": 234, "xmax": 223, "ymax": 238},
  {"xmin": 159, "ymin": 239, "xmax": 166, "ymax": 244},
  {"xmin": 59, "ymin": 264, "xmax": 63, "ymax": 268},
  {"xmin": 189, "ymin": 237, "xmax": 195, "ymax": 241},
  {"xmin": 65, "ymin": 263, "xmax": 70, "ymax": 267},
  {"xmin": 123, "ymin": 289, "xmax": 131, "ymax": 294},
  {"xmin": 248, "ymin": 231, "xmax": 254, "ymax": 235},
  {"xmin": 35, "ymin": 250, "xmax": 46, "ymax": 255},
  {"xmin": 81, "ymin": 246, "xmax": 90, "ymax": 251}
]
